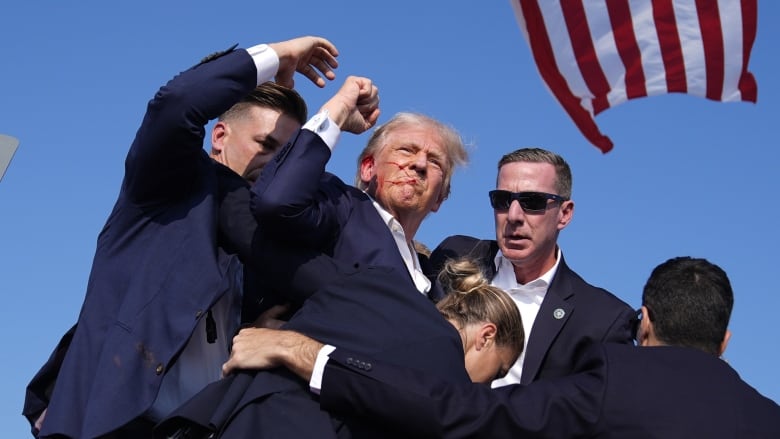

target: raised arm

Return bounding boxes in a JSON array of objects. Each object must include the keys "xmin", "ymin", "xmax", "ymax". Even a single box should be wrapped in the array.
[
  {"xmin": 123, "ymin": 36, "xmax": 339, "ymax": 205},
  {"xmin": 249, "ymin": 76, "xmax": 379, "ymax": 243}
]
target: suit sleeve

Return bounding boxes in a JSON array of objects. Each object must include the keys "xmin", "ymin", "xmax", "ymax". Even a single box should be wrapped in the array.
[
  {"xmin": 23, "ymin": 325, "xmax": 77, "ymax": 434},
  {"xmin": 249, "ymin": 129, "xmax": 343, "ymax": 245},
  {"xmin": 123, "ymin": 47, "xmax": 258, "ymax": 205},
  {"xmin": 601, "ymin": 303, "xmax": 636, "ymax": 345},
  {"xmin": 320, "ymin": 346, "xmax": 606, "ymax": 439}
]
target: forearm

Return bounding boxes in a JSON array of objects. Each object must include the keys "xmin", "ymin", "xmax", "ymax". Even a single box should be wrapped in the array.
[
  {"xmin": 124, "ymin": 48, "xmax": 259, "ymax": 203},
  {"xmin": 278, "ymin": 330, "xmax": 324, "ymax": 382},
  {"xmin": 223, "ymin": 327, "xmax": 323, "ymax": 380}
]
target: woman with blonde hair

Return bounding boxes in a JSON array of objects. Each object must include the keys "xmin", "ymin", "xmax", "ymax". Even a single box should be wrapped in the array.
[{"xmin": 437, "ymin": 257, "xmax": 525, "ymax": 383}]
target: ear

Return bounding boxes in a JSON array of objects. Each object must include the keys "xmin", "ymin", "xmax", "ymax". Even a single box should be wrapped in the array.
[
  {"xmin": 557, "ymin": 199, "xmax": 574, "ymax": 230},
  {"xmin": 719, "ymin": 329, "xmax": 732, "ymax": 357},
  {"xmin": 359, "ymin": 155, "xmax": 375, "ymax": 186},
  {"xmin": 476, "ymin": 323, "xmax": 498, "ymax": 351},
  {"xmin": 211, "ymin": 121, "xmax": 228, "ymax": 157},
  {"xmin": 637, "ymin": 305, "xmax": 653, "ymax": 347}
]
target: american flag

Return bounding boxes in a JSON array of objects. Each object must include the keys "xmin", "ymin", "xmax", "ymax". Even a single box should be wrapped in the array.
[{"xmin": 510, "ymin": 0, "xmax": 758, "ymax": 153}]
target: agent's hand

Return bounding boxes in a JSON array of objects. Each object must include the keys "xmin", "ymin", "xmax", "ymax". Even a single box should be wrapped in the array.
[
  {"xmin": 321, "ymin": 76, "xmax": 380, "ymax": 135},
  {"xmin": 269, "ymin": 36, "xmax": 339, "ymax": 89},
  {"xmin": 252, "ymin": 303, "xmax": 291, "ymax": 329},
  {"xmin": 223, "ymin": 328, "xmax": 323, "ymax": 381}
]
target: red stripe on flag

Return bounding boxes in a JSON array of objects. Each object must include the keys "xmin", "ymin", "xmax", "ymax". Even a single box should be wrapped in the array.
[
  {"xmin": 560, "ymin": 2, "xmax": 611, "ymax": 114},
  {"xmin": 518, "ymin": 0, "xmax": 613, "ymax": 152},
  {"xmin": 696, "ymin": 0, "xmax": 725, "ymax": 101},
  {"xmin": 653, "ymin": 0, "xmax": 687, "ymax": 93},
  {"xmin": 607, "ymin": 1, "xmax": 648, "ymax": 100},
  {"xmin": 739, "ymin": 0, "xmax": 758, "ymax": 102}
]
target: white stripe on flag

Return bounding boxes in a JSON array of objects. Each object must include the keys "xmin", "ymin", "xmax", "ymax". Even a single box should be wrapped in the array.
[
  {"xmin": 509, "ymin": 0, "xmax": 757, "ymax": 152},
  {"xmin": 720, "ymin": 0, "xmax": 746, "ymax": 101}
]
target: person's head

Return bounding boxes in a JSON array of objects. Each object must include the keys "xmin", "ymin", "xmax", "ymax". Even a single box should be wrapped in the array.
[
  {"xmin": 637, "ymin": 256, "xmax": 734, "ymax": 356},
  {"xmin": 491, "ymin": 147, "xmax": 574, "ymax": 283},
  {"xmin": 437, "ymin": 257, "xmax": 524, "ymax": 384},
  {"xmin": 210, "ymin": 82, "xmax": 308, "ymax": 183},
  {"xmin": 355, "ymin": 112, "xmax": 468, "ymax": 231}
]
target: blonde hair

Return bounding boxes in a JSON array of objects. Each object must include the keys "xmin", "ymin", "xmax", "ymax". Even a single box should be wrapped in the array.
[
  {"xmin": 354, "ymin": 112, "xmax": 468, "ymax": 200},
  {"xmin": 436, "ymin": 258, "xmax": 524, "ymax": 356}
]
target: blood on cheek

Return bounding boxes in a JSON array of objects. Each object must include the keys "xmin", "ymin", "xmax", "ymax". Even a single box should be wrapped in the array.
[
  {"xmin": 365, "ymin": 156, "xmax": 417, "ymax": 191},
  {"xmin": 384, "ymin": 160, "xmax": 415, "ymax": 186}
]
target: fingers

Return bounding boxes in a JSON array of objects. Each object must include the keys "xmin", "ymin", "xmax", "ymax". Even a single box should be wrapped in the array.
[
  {"xmin": 222, "ymin": 327, "xmax": 266, "ymax": 377},
  {"xmin": 310, "ymin": 46, "xmax": 339, "ymax": 76},
  {"xmin": 320, "ymin": 75, "xmax": 380, "ymax": 134},
  {"xmin": 356, "ymin": 80, "xmax": 380, "ymax": 116},
  {"xmin": 270, "ymin": 36, "xmax": 340, "ymax": 89},
  {"xmin": 253, "ymin": 303, "xmax": 291, "ymax": 327},
  {"xmin": 298, "ymin": 47, "xmax": 339, "ymax": 88},
  {"xmin": 221, "ymin": 358, "xmax": 235, "ymax": 377}
]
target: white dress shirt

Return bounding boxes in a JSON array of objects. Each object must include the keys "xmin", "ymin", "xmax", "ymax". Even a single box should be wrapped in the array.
[
  {"xmin": 302, "ymin": 109, "xmax": 431, "ymax": 296},
  {"xmin": 490, "ymin": 248, "xmax": 561, "ymax": 387}
]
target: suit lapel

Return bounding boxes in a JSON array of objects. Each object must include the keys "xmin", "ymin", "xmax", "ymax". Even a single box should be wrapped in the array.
[
  {"xmin": 356, "ymin": 196, "xmax": 424, "ymax": 294},
  {"xmin": 520, "ymin": 258, "xmax": 576, "ymax": 384}
]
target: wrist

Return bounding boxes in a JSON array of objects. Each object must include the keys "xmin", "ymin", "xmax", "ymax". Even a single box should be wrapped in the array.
[{"xmin": 279, "ymin": 331, "xmax": 322, "ymax": 381}]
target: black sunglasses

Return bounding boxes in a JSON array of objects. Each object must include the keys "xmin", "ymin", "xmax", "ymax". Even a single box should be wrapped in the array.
[{"xmin": 488, "ymin": 190, "xmax": 567, "ymax": 213}]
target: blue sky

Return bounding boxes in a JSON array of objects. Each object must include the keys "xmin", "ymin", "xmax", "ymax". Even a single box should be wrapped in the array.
[{"xmin": 2, "ymin": 1, "xmax": 778, "ymax": 435}]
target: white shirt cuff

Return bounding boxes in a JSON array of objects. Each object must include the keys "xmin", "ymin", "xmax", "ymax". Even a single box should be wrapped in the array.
[
  {"xmin": 246, "ymin": 44, "xmax": 279, "ymax": 85},
  {"xmin": 309, "ymin": 344, "xmax": 337, "ymax": 394},
  {"xmin": 302, "ymin": 109, "xmax": 341, "ymax": 151}
]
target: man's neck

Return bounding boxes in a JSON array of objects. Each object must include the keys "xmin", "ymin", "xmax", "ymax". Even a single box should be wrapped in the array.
[{"xmin": 511, "ymin": 251, "xmax": 558, "ymax": 285}]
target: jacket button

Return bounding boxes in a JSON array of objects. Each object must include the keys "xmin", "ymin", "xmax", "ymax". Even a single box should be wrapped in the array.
[{"xmin": 155, "ymin": 364, "xmax": 164, "ymax": 375}]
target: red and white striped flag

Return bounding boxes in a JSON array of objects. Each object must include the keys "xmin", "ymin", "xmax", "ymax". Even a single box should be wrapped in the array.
[{"xmin": 510, "ymin": 0, "xmax": 758, "ymax": 153}]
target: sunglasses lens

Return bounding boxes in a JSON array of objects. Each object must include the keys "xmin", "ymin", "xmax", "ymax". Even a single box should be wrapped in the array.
[
  {"xmin": 491, "ymin": 191, "xmax": 562, "ymax": 212},
  {"xmin": 489, "ymin": 191, "xmax": 511, "ymax": 210},
  {"xmin": 519, "ymin": 195, "xmax": 548, "ymax": 212}
]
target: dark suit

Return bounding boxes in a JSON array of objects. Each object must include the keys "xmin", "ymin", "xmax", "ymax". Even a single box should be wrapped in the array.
[
  {"xmin": 430, "ymin": 235, "xmax": 634, "ymax": 383},
  {"xmin": 319, "ymin": 342, "xmax": 780, "ymax": 438},
  {"xmin": 250, "ymin": 126, "xmax": 445, "ymax": 301},
  {"xmin": 24, "ymin": 47, "xmax": 310, "ymax": 439},
  {"xmin": 155, "ymin": 127, "xmax": 449, "ymax": 438},
  {"xmin": 155, "ymin": 252, "xmax": 468, "ymax": 439}
]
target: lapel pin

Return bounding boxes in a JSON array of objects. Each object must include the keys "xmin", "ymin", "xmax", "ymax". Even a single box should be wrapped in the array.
[{"xmin": 553, "ymin": 308, "xmax": 565, "ymax": 320}]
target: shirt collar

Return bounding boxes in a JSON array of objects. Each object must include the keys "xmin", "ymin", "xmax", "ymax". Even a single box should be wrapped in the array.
[
  {"xmin": 367, "ymin": 193, "xmax": 431, "ymax": 294},
  {"xmin": 369, "ymin": 194, "xmax": 398, "ymax": 230},
  {"xmin": 493, "ymin": 247, "xmax": 562, "ymax": 290}
]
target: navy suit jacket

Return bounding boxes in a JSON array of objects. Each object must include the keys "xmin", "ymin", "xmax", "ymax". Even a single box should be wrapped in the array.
[
  {"xmin": 320, "ymin": 343, "xmax": 780, "ymax": 438},
  {"xmin": 430, "ymin": 235, "xmax": 635, "ymax": 384},
  {"xmin": 26, "ymin": 47, "xmax": 284, "ymax": 439},
  {"xmin": 250, "ymin": 128, "xmax": 445, "ymax": 301},
  {"xmin": 155, "ymin": 251, "xmax": 467, "ymax": 439}
]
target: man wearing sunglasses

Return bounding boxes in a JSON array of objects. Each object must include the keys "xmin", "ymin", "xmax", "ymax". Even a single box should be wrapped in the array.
[{"xmin": 430, "ymin": 147, "xmax": 635, "ymax": 386}]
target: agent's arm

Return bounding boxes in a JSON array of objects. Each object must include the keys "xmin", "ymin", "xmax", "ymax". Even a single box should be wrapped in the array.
[{"xmin": 223, "ymin": 327, "xmax": 605, "ymax": 439}]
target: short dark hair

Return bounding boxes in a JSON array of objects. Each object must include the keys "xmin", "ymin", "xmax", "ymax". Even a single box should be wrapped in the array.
[
  {"xmin": 497, "ymin": 148, "xmax": 572, "ymax": 199},
  {"xmin": 219, "ymin": 81, "xmax": 307, "ymax": 125},
  {"xmin": 642, "ymin": 256, "xmax": 733, "ymax": 355}
]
